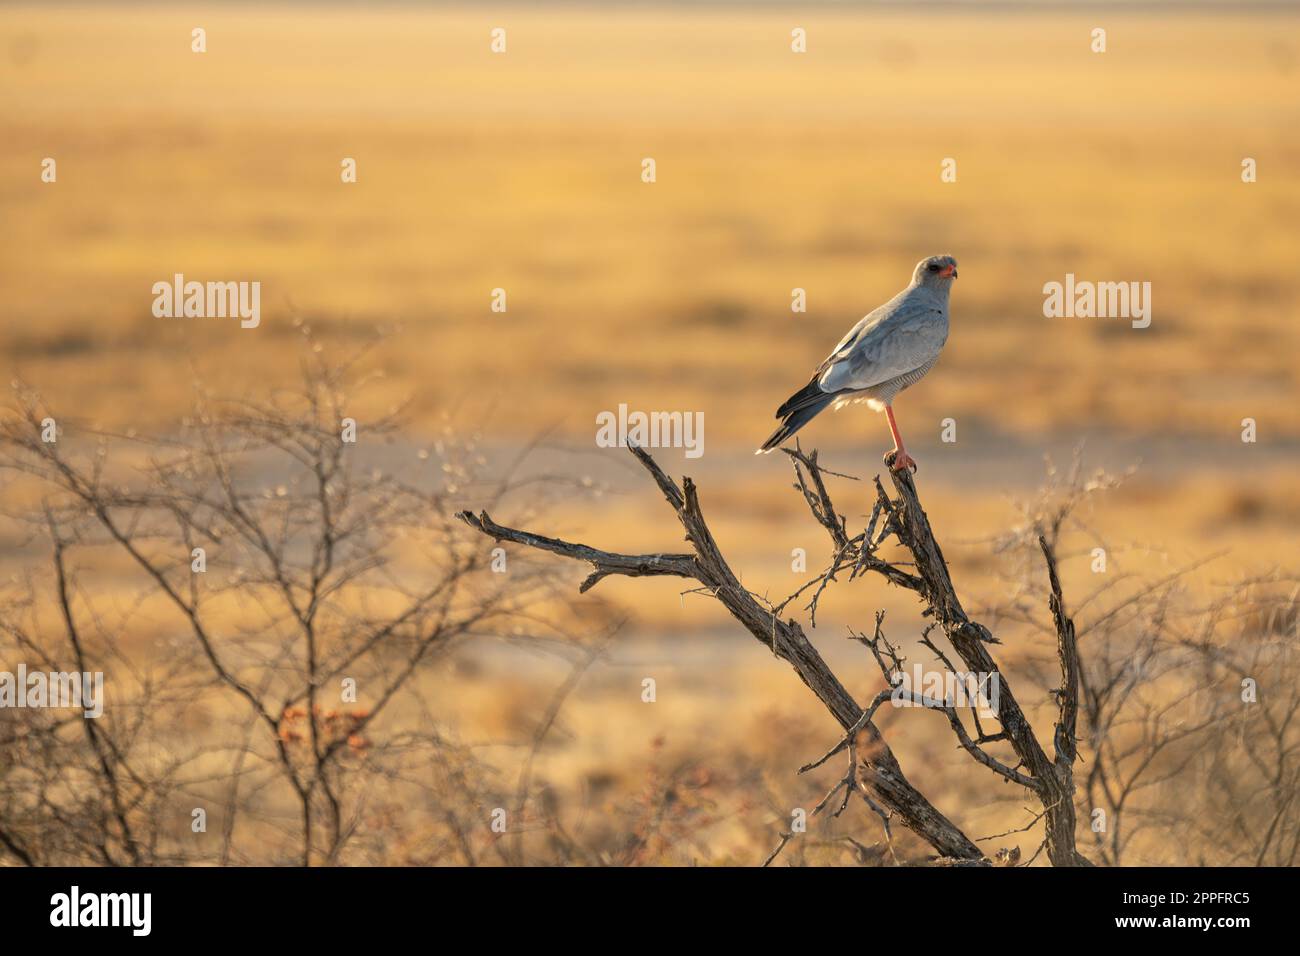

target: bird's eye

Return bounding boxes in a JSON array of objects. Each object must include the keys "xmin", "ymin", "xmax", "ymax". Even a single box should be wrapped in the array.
[{"xmin": 926, "ymin": 263, "xmax": 940, "ymax": 273}]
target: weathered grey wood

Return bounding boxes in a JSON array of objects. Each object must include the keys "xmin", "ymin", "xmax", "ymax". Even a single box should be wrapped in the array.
[
  {"xmin": 458, "ymin": 446, "xmax": 986, "ymax": 863},
  {"xmin": 882, "ymin": 465, "xmax": 1092, "ymax": 867},
  {"xmin": 457, "ymin": 445, "xmax": 1095, "ymax": 866}
]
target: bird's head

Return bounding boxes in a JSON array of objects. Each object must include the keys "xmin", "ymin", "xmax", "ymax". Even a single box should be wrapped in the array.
[{"xmin": 913, "ymin": 254, "xmax": 959, "ymax": 289}]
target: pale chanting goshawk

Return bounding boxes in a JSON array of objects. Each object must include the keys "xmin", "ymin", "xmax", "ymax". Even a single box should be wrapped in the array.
[{"xmin": 758, "ymin": 255, "xmax": 957, "ymax": 472}]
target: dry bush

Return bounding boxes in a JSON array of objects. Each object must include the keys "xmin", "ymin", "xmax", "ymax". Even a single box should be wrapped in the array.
[
  {"xmin": 0, "ymin": 339, "xmax": 599, "ymax": 865},
  {"xmin": 982, "ymin": 452, "xmax": 1300, "ymax": 865}
]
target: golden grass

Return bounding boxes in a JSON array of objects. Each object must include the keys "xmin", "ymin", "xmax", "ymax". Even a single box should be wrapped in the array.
[{"xmin": 2, "ymin": 6, "xmax": 1298, "ymax": 441}]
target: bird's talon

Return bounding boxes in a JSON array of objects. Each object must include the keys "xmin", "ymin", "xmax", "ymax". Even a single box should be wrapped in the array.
[{"xmin": 887, "ymin": 450, "xmax": 918, "ymax": 474}]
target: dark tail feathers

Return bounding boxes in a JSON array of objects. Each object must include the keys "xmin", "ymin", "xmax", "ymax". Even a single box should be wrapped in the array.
[{"xmin": 758, "ymin": 381, "xmax": 837, "ymax": 453}]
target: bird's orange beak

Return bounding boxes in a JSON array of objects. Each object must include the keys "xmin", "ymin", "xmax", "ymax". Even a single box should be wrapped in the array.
[{"xmin": 940, "ymin": 264, "xmax": 958, "ymax": 279}]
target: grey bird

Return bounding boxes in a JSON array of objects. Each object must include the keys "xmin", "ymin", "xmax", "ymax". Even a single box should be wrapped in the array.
[{"xmin": 758, "ymin": 254, "xmax": 957, "ymax": 471}]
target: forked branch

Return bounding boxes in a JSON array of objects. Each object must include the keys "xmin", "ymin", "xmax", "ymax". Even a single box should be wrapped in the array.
[{"xmin": 458, "ymin": 444, "xmax": 1093, "ymax": 866}]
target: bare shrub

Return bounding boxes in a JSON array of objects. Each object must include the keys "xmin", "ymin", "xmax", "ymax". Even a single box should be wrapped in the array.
[{"xmin": 0, "ymin": 341, "xmax": 590, "ymax": 865}]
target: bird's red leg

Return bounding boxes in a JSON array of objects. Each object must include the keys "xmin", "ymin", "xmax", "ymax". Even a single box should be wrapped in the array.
[{"xmin": 884, "ymin": 405, "xmax": 917, "ymax": 473}]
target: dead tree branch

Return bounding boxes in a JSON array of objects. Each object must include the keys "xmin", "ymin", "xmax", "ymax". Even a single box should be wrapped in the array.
[
  {"xmin": 459, "ymin": 446, "xmax": 991, "ymax": 863},
  {"xmin": 458, "ymin": 444, "xmax": 1100, "ymax": 866},
  {"xmin": 877, "ymin": 467, "xmax": 1092, "ymax": 866}
]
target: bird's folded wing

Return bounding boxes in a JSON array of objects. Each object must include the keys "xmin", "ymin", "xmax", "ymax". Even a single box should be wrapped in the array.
[{"xmin": 816, "ymin": 308, "xmax": 946, "ymax": 393}]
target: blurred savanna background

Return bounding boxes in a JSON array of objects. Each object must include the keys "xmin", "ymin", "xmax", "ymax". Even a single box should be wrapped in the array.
[{"xmin": 1, "ymin": 2, "xmax": 1298, "ymax": 866}]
